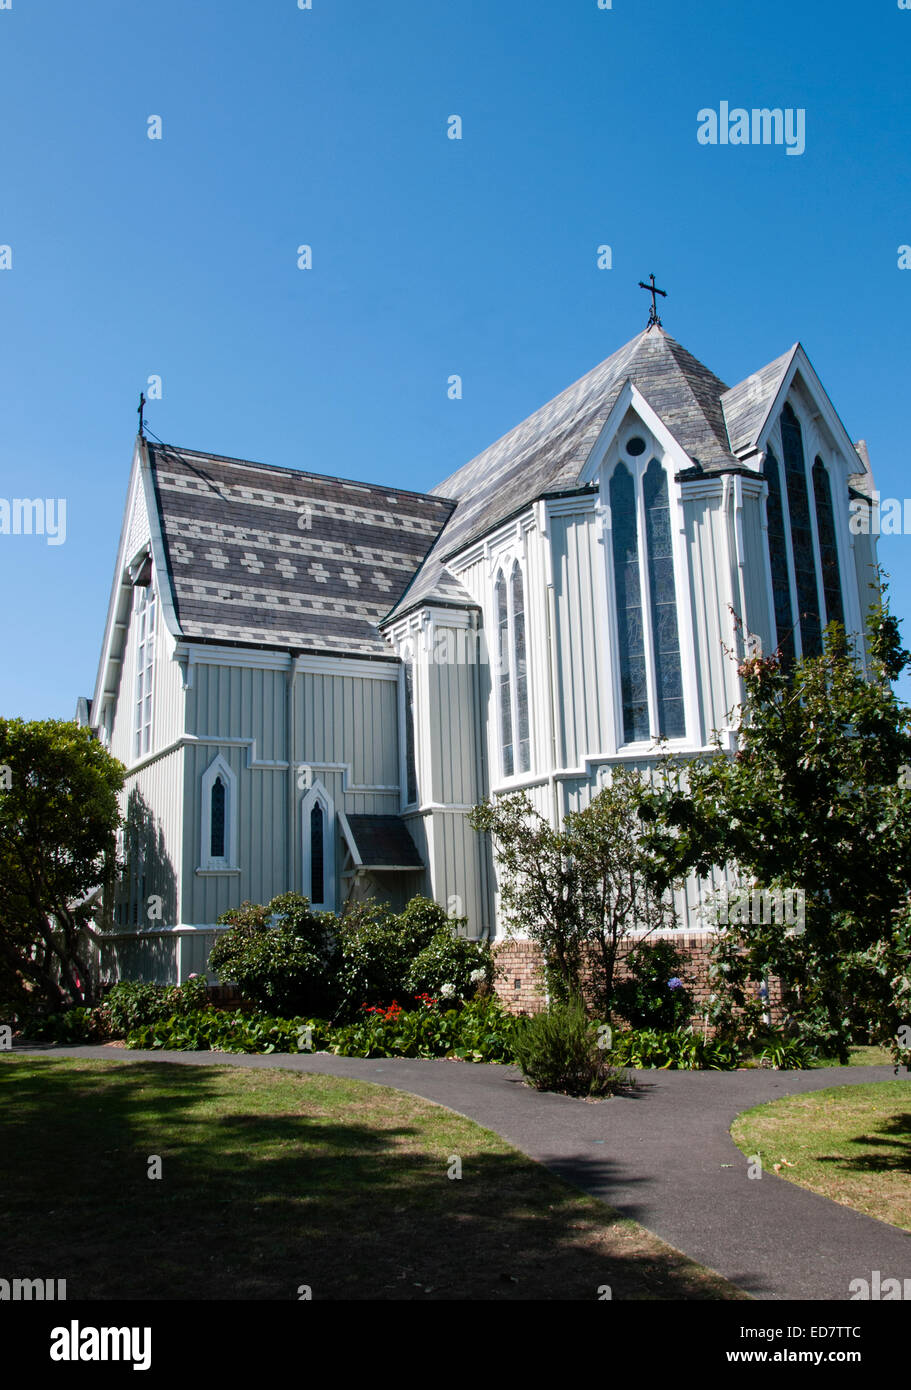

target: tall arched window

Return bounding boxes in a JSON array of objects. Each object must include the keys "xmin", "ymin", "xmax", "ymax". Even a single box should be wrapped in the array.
[
  {"xmin": 762, "ymin": 447, "xmax": 796, "ymax": 667},
  {"xmin": 210, "ymin": 776, "xmax": 226, "ymax": 859},
  {"xmin": 780, "ymin": 403, "xmax": 822, "ymax": 658},
  {"xmin": 610, "ymin": 463, "xmax": 648, "ymax": 743},
  {"xmin": 644, "ymin": 459, "xmax": 685, "ymax": 738},
  {"xmin": 200, "ymin": 754, "xmax": 237, "ymax": 871},
  {"xmin": 301, "ymin": 783, "xmax": 334, "ymax": 911},
  {"xmin": 494, "ymin": 560, "xmax": 531, "ymax": 778},
  {"xmin": 812, "ymin": 456, "xmax": 844, "ymax": 629},
  {"xmin": 133, "ymin": 579, "xmax": 157, "ymax": 759},
  {"xmin": 310, "ymin": 803, "xmax": 324, "ymax": 906}
]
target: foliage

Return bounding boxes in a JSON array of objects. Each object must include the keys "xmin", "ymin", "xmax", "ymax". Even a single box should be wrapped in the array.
[
  {"xmin": 0, "ymin": 718, "xmax": 125, "ymax": 1012},
  {"xmin": 103, "ymin": 976, "xmax": 210, "ymax": 1036},
  {"xmin": 637, "ymin": 588, "xmax": 911, "ymax": 1065},
  {"xmin": 327, "ymin": 997, "xmax": 520, "ymax": 1062},
  {"xmin": 609, "ymin": 1026, "xmax": 741, "ymax": 1071},
  {"xmin": 756, "ymin": 1038, "xmax": 814, "ymax": 1070},
  {"xmin": 20, "ymin": 1005, "xmax": 109, "ymax": 1045},
  {"xmin": 612, "ymin": 940, "xmax": 695, "ymax": 1030},
  {"xmin": 126, "ymin": 1009, "xmax": 330, "ymax": 1054},
  {"xmin": 510, "ymin": 997, "xmax": 626, "ymax": 1096},
  {"xmin": 209, "ymin": 893, "xmax": 340, "ymax": 1018},
  {"xmin": 470, "ymin": 768, "xmax": 678, "ymax": 1016}
]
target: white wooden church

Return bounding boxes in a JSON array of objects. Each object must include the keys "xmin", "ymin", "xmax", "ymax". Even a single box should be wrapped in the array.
[{"xmin": 81, "ymin": 321, "xmax": 879, "ymax": 986}]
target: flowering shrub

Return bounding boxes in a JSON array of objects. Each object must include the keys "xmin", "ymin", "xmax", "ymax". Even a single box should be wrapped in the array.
[
  {"xmin": 328, "ymin": 998, "xmax": 521, "ymax": 1062},
  {"xmin": 611, "ymin": 942, "xmax": 694, "ymax": 1030}
]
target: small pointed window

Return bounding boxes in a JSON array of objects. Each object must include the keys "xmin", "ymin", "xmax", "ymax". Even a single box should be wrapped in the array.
[
  {"xmin": 310, "ymin": 804, "xmax": 324, "ymax": 906},
  {"xmin": 210, "ymin": 777, "xmax": 226, "ymax": 859},
  {"xmin": 496, "ymin": 570, "xmax": 514, "ymax": 777},
  {"xmin": 494, "ymin": 561, "xmax": 531, "ymax": 779},
  {"xmin": 762, "ymin": 447, "xmax": 796, "ymax": 667}
]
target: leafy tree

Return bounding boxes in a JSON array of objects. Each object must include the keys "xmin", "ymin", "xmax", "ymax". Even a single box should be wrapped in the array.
[
  {"xmin": 637, "ymin": 588, "xmax": 911, "ymax": 1064},
  {"xmin": 469, "ymin": 767, "xmax": 678, "ymax": 1016},
  {"xmin": 0, "ymin": 718, "xmax": 124, "ymax": 1013}
]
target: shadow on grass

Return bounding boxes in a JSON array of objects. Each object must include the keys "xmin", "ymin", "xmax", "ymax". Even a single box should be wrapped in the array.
[
  {"xmin": 0, "ymin": 1058, "xmax": 743, "ymax": 1302},
  {"xmin": 815, "ymin": 1112, "xmax": 911, "ymax": 1176}
]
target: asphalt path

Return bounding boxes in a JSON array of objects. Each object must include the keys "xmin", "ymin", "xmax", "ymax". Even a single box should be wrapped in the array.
[{"xmin": 11, "ymin": 1044, "xmax": 910, "ymax": 1301}]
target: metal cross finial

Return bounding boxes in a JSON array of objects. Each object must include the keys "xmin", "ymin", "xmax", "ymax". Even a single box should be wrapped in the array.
[
  {"xmin": 138, "ymin": 391, "xmax": 146, "ymax": 437},
  {"xmin": 638, "ymin": 273, "xmax": 667, "ymax": 328}
]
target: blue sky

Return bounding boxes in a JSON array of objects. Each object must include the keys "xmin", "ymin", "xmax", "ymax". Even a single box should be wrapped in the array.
[{"xmin": 2, "ymin": 0, "xmax": 910, "ymax": 716}]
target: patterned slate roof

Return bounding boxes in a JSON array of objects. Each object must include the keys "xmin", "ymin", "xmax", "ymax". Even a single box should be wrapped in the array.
[
  {"xmin": 147, "ymin": 442, "xmax": 455, "ymax": 656},
  {"xmin": 720, "ymin": 346, "xmax": 797, "ymax": 457},
  {"xmin": 384, "ymin": 326, "xmax": 737, "ymax": 621},
  {"xmin": 345, "ymin": 815, "xmax": 424, "ymax": 869}
]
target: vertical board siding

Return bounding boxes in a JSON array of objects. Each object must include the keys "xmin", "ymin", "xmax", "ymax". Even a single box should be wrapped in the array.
[{"xmin": 551, "ymin": 512, "xmax": 605, "ymax": 768}]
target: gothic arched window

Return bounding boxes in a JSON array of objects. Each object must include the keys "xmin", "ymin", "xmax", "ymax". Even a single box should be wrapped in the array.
[
  {"xmin": 812, "ymin": 456, "xmax": 844, "ymax": 629},
  {"xmin": 494, "ymin": 560, "xmax": 531, "ymax": 778},
  {"xmin": 644, "ymin": 459, "xmax": 685, "ymax": 738},
  {"xmin": 301, "ymin": 783, "xmax": 334, "ymax": 911},
  {"xmin": 780, "ymin": 403, "xmax": 822, "ymax": 658},
  {"xmin": 310, "ymin": 803, "xmax": 324, "ymax": 906},
  {"xmin": 762, "ymin": 447, "xmax": 796, "ymax": 667},
  {"xmin": 210, "ymin": 776, "xmax": 226, "ymax": 859},
  {"xmin": 609, "ymin": 456, "xmax": 684, "ymax": 744}
]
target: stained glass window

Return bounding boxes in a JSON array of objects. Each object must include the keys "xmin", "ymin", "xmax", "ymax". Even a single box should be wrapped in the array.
[
  {"xmin": 511, "ymin": 563, "xmax": 530, "ymax": 773},
  {"xmin": 644, "ymin": 460, "xmax": 685, "ymax": 738},
  {"xmin": 762, "ymin": 447, "xmax": 796, "ymax": 667},
  {"xmin": 812, "ymin": 457, "xmax": 844, "ymax": 629},
  {"xmin": 780, "ymin": 404, "xmax": 822, "ymax": 658},
  {"xmin": 310, "ymin": 803, "xmax": 324, "ymax": 906},
  {"xmin": 210, "ymin": 776, "xmax": 226, "ymax": 859},
  {"xmin": 610, "ymin": 463, "xmax": 649, "ymax": 742}
]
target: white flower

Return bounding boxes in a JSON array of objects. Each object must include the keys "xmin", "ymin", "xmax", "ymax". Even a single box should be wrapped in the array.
[
  {"xmin": 440, "ymin": 982, "xmax": 456, "ymax": 998},
  {"xmin": 469, "ymin": 968, "xmax": 486, "ymax": 983}
]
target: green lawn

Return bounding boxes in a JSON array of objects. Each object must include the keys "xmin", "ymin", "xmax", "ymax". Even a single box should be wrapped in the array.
[
  {"xmin": 0, "ymin": 1057, "xmax": 747, "ymax": 1301},
  {"xmin": 731, "ymin": 1081, "xmax": 911, "ymax": 1231}
]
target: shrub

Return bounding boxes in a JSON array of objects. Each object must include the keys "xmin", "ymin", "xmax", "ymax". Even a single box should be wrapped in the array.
[
  {"xmin": 611, "ymin": 941, "xmax": 694, "ymax": 1030},
  {"xmin": 126, "ymin": 1010, "xmax": 330, "ymax": 1054},
  {"xmin": 19, "ymin": 1006, "xmax": 108, "ymax": 1045},
  {"xmin": 328, "ymin": 997, "xmax": 519, "ymax": 1062},
  {"xmin": 511, "ymin": 998, "xmax": 625, "ymax": 1096},
  {"xmin": 609, "ymin": 1026, "xmax": 741, "ymax": 1070},
  {"xmin": 334, "ymin": 896, "xmax": 490, "ymax": 1021},
  {"xmin": 210, "ymin": 893, "xmax": 340, "ymax": 1017},
  {"xmin": 103, "ymin": 977, "xmax": 209, "ymax": 1036}
]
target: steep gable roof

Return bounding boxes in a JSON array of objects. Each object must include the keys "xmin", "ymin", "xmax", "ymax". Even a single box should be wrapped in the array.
[
  {"xmin": 720, "ymin": 346, "xmax": 798, "ymax": 458},
  {"xmin": 146, "ymin": 440, "xmax": 455, "ymax": 657},
  {"xmin": 384, "ymin": 326, "xmax": 736, "ymax": 622}
]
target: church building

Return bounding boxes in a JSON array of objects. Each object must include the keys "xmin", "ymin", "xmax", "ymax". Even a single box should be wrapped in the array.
[{"xmin": 81, "ymin": 320, "xmax": 880, "ymax": 994}]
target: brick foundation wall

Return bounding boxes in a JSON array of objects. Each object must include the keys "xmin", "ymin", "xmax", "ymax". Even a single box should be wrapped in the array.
[{"xmin": 493, "ymin": 935, "xmax": 782, "ymax": 1028}]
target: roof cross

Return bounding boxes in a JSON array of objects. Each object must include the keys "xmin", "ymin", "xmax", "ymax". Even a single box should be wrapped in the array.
[{"xmin": 638, "ymin": 273, "xmax": 667, "ymax": 328}]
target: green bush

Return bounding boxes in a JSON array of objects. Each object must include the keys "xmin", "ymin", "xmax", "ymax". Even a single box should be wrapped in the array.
[
  {"xmin": 103, "ymin": 977, "xmax": 209, "ymax": 1036},
  {"xmin": 405, "ymin": 930, "xmax": 494, "ymax": 1003},
  {"xmin": 20, "ymin": 1006, "xmax": 107, "ymax": 1044},
  {"xmin": 609, "ymin": 1026, "xmax": 741, "ymax": 1070},
  {"xmin": 511, "ymin": 998, "xmax": 625, "ymax": 1096},
  {"xmin": 611, "ymin": 941, "xmax": 694, "ymax": 1030},
  {"xmin": 126, "ymin": 1010, "xmax": 330, "ymax": 1054},
  {"xmin": 328, "ymin": 997, "xmax": 519, "ymax": 1062},
  {"xmin": 210, "ymin": 893, "xmax": 340, "ymax": 1018}
]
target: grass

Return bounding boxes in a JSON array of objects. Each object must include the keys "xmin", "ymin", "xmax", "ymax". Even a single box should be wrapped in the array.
[
  {"xmin": 0, "ymin": 1057, "xmax": 748, "ymax": 1301},
  {"xmin": 731, "ymin": 1081, "xmax": 911, "ymax": 1231}
]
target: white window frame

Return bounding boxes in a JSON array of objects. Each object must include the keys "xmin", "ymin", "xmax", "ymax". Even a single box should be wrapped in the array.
[
  {"xmin": 200, "ymin": 753, "xmax": 238, "ymax": 872},
  {"xmin": 132, "ymin": 578, "xmax": 157, "ymax": 760},
  {"xmin": 301, "ymin": 781, "xmax": 335, "ymax": 911},
  {"xmin": 602, "ymin": 432, "xmax": 692, "ymax": 751},
  {"xmin": 492, "ymin": 555, "xmax": 531, "ymax": 781}
]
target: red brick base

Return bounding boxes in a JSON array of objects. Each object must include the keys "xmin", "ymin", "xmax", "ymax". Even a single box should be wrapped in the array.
[{"xmin": 492, "ymin": 934, "xmax": 782, "ymax": 1028}]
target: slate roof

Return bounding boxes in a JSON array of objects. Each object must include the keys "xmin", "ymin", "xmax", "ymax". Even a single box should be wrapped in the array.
[
  {"xmin": 146, "ymin": 441, "xmax": 455, "ymax": 657},
  {"xmin": 344, "ymin": 815, "xmax": 424, "ymax": 869},
  {"xmin": 384, "ymin": 326, "xmax": 739, "ymax": 620},
  {"xmin": 720, "ymin": 346, "xmax": 797, "ymax": 457}
]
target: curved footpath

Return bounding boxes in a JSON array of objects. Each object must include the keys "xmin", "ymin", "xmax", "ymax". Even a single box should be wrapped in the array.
[{"xmin": 13, "ymin": 1045, "xmax": 911, "ymax": 1301}]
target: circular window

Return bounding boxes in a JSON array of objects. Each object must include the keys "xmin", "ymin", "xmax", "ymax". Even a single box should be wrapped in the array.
[{"xmin": 626, "ymin": 436, "xmax": 646, "ymax": 457}]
